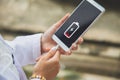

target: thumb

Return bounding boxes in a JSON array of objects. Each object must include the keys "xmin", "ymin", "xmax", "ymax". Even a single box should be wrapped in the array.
[
  {"xmin": 52, "ymin": 51, "xmax": 61, "ymax": 61},
  {"xmin": 54, "ymin": 13, "xmax": 70, "ymax": 29},
  {"xmin": 45, "ymin": 46, "xmax": 58, "ymax": 60},
  {"xmin": 49, "ymin": 13, "xmax": 70, "ymax": 34}
]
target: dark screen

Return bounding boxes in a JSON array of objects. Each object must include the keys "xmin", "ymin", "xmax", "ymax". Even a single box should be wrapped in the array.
[{"xmin": 55, "ymin": 0, "xmax": 102, "ymax": 48}]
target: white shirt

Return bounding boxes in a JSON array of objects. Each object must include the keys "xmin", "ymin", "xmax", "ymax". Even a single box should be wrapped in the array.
[{"xmin": 0, "ymin": 34, "xmax": 42, "ymax": 80}]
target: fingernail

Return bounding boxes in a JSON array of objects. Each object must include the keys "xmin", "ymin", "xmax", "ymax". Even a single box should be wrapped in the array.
[
  {"xmin": 66, "ymin": 50, "xmax": 71, "ymax": 55},
  {"xmin": 74, "ymin": 44, "xmax": 77, "ymax": 48},
  {"xmin": 51, "ymin": 47, "xmax": 57, "ymax": 51},
  {"xmin": 51, "ymin": 45, "xmax": 59, "ymax": 51},
  {"xmin": 80, "ymin": 38, "xmax": 83, "ymax": 42}
]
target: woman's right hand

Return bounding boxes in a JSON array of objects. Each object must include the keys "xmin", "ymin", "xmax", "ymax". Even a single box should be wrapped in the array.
[{"xmin": 33, "ymin": 46, "xmax": 60, "ymax": 80}]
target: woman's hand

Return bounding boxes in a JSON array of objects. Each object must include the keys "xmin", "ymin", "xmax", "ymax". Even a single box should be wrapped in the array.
[
  {"xmin": 33, "ymin": 47, "xmax": 60, "ymax": 80},
  {"xmin": 41, "ymin": 13, "xmax": 83, "ymax": 55}
]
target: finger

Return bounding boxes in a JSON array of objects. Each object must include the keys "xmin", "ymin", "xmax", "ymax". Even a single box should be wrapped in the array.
[
  {"xmin": 71, "ymin": 43, "xmax": 78, "ymax": 50},
  {"xmin": 36, "ymin": 56, "xmax": 41, "ymax": 62},
  {"xmin": 53, "ymin": 51, "xmax": 61, "ymax": 61},
  {"xmin": 66, "ymin": 50, "xmax": 72, "ymax": 55},
  {"xmin": 54, "ymin": 13, "xmax": 70, "ymax": 28},
  {"xmin": 70, "ymin": 37, "xmax": 83, "ymax": 50},
  {"xmin": 58, "ymin": 47, "xmax": 72, "ymax": 55},
  {"xmin": 45, "ymin": 46, "xmax": 58, "ymax": 60},
  {"xmin": 50, "ymin": 13, "xmax": 70, "ymax": 33},
  {"xmin": 76, "ymin": 37, "xmax": 84, "ymax": 44}
]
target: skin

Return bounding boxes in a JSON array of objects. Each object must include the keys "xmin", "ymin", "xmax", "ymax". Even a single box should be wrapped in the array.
[
  {"xmin": 33, "ymin": 14, "xmax": 83, "ymax": 80},
  {"xmin": 33, "ymin": 47, "xmax": 60, "ymax": 80}
]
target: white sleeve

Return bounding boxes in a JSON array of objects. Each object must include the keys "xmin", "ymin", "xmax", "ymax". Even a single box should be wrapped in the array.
[
  {"xmin": 5, "ymin": 34, "xmax": 43, "ymax": 67},
  {"xmin": 0, "ymin": 75, "xmax": 7, "ymax": 80}
]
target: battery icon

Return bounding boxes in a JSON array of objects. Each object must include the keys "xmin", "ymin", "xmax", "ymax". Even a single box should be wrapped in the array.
[{"xmin": 64, "ymin": 22, "xmax": 80, "ymax": 38}]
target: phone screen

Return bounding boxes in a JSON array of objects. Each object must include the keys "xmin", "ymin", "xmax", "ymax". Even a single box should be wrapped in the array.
[{"xmin": 54, "ymin": 0, "xmax": 104, "ymax": 48}]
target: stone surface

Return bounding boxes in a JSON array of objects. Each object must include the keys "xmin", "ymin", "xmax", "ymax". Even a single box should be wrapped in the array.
[{"xmin": 84, "ymin": 11, "xmax": 120, "ymax": 43}]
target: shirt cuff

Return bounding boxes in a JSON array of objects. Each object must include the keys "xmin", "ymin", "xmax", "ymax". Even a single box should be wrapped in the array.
[{"xmin": 32, "ymin": 33, "xmax": 43, "ymax": 61}]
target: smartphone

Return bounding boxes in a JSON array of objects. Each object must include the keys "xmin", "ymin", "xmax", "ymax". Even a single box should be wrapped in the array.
[{"xmin": 52, "ymin": 0, "xmax": 105, "ymax": 51}]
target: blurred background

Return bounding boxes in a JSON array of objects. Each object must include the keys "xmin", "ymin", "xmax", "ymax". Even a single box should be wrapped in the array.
[{"xmin": 0, "ymin": 0, "xmax": 120, "ymax": 80}]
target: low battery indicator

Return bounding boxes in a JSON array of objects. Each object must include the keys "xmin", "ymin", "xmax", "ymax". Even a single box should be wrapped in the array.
[{"xmin": 64, "ymin": 22, "xmax": 80, "ymax": 38}]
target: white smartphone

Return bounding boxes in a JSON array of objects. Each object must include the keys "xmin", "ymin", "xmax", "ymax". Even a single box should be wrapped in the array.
[{"xmin": 52, "ymin": 0, "xmax": 105, "ymax": 51}]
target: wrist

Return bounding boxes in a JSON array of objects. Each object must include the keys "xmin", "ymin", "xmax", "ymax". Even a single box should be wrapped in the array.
[{"xmin": 40, "ymin": 33, "xmax": 45, "ymax": 54}]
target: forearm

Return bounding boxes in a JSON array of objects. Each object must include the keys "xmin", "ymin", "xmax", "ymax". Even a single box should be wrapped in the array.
[{"xmin": 5, "ymin": 34, "xmax": 42, "ymax": 66}]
